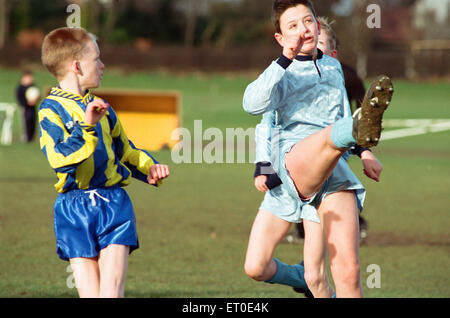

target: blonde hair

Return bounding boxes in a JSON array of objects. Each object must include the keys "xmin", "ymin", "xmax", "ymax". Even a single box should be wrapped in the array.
[
  {"xmin": 317, "ymin": 16, "xmax": 338, "ymax": 51},
  {"xmin": 41, "ymin": 27, "xmax": 95, "ymax": 79}
]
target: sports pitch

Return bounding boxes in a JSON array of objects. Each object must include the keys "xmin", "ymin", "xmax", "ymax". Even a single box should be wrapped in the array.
[{"xmin": 0, "ymin": 69, "xmax": 449, "ymax": 297}]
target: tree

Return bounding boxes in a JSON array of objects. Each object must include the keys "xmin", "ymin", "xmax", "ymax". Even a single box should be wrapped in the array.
[{"xmin": 0, "ymin": 0, "xmax": 9, "ymax": 49}]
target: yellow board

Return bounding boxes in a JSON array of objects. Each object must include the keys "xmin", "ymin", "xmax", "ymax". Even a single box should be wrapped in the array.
[
  {"xmin": 116, "ymin": 112, "xmax": 179, "ymax": 150},
  {"xmin": 92, "ymin": 89, "xmax": 181, "ymax": 151}
]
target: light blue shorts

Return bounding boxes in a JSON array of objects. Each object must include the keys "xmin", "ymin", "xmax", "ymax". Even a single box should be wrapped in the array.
[
  {"xmin": 53, "ymin": 185, "xmax": 139, "ymax": 261},
  {"xmin": 259, "ymin": 142, "xmax": 365, "ymax": 224}
]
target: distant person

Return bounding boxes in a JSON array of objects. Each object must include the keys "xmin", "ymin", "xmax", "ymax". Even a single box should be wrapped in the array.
[
  {"xmin": 16, "ymin": 70, "xmax": 41, "ymax": 142},
  {"xmin": 39, "ymin": 27, "xmax": 170, "ymax": 298}
]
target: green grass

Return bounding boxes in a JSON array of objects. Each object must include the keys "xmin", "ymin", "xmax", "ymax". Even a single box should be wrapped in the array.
[{"xmin": 0, "ymin": 68, "xmax": 449, "ymax": 298}]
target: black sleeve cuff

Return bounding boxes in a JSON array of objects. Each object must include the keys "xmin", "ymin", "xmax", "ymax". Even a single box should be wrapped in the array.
[
  {"xmin": 351, "ymin": 145, "xmax": 371, "ymax": 158},
  {"xmin": 254, "ymin": 162, "xmax": 283, "ymax": 190},
  {"xmin": 266, "ymin": 173, "xmax": 283, "ymax": 190},
  {"xmin": 254, "ymin": 162, "xmax": 274, "ymax": 177},
  {"xmin": 277, "ymin": 55, "xmax": 293, "ymax": 69}
]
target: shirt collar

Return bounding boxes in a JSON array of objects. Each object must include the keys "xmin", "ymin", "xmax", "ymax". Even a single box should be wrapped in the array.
[
  {"xmin": 50, "ymin": 87, "xmax": 95, "ymax": 105},
  {"xmin": 295, "ymin": 49, "xmax": 324, "ymax": 62}
]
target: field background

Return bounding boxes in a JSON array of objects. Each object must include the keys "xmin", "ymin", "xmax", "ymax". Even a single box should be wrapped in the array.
[{"xmin": 0, "ymin": 68, "xmax": 449, "ymax": 298}]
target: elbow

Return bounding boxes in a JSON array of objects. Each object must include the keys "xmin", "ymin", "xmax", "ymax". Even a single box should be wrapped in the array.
[
  {"xmin": 243, "ymin": 99, "xmax": 265, "ymax": 116},
  {"xmin": 243, "ymin": 89, "xmax": 272, "ymax": 116}
]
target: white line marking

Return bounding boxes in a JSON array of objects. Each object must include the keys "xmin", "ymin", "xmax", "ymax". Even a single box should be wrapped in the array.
[{"xmin": 381, "ymin": 119, "xmax": 450, "ymax": 141}]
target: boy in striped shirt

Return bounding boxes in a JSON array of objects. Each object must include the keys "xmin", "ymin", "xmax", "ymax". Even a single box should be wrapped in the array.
[{"xmin": 39, "ymin": 27, "xmax": 169, "ymax": 297}]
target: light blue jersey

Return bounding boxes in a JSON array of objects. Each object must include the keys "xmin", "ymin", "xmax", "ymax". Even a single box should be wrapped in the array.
[
  {"xmin": 246, "ymin": 51, "xmax": 351, "ymax": 162},
  {"xmin": 244, "ymin": 51, "xmax": 365, "ymax": 223}
]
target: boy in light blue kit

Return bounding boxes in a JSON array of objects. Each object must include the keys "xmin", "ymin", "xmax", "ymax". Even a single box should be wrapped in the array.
[
  {"xmin": 39, "ymin": 27, "xmax": 170, "ymax": 297},
  {"xmin": 243, "ymin": 0, "xmax": 393, "ymax": 297}
]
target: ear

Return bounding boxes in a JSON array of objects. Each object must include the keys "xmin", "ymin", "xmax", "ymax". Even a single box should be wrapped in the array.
[
  {"xmin": 317, "ymin": 19, "xmax": 321, "ymax": 35},
  {"xmin": 70, "ymin": 60, "xmax": 83, "ymax": 76},
  {"xmin": 274, "ymin": 32, "xmax": 284, "ymax": 48},
  {"xmin": 331, "ymin": 49, "xmax": 338, "ymax": 59}
]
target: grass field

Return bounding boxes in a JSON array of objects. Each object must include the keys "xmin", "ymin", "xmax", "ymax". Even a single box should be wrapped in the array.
[{"xmin": 0, "ymin": 68, "xmax": 449, "ymax": 298}]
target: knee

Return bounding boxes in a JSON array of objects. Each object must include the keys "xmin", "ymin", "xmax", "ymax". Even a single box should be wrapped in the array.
[
  {"xmin": 244, "ymin": 260, "xmax": 268, "ymax": 282},
  {"xmin": 304, "ymin": 268, "xmax": 326, "ymax": 290},
  {"xmin": 333, "ymin": 262, "xmax": 361, "ymax": 289},
  {"xmin": 343, "ymin": 263, "xmax": 361, "ymax": 288}
]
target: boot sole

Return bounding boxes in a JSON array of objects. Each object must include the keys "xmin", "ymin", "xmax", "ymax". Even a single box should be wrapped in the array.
[{"xmin": 353, "ymin": 75, "xmax": 394, "ymax": 148}]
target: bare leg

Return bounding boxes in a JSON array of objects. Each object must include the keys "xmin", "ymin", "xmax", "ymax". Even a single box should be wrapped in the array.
[
  {"xmin": 98, "ymin": 244, "xmax": 130, "ymax": 298},
  {"xmin": 285, "ymin": 125, "xmax": 347, "ymax": 199},
  {"xmin": 321, "ymin": 191, "xmax": 363, "ymax": 298},
  {"xmin": 285, "ymin": 76, "xmax": 394, "ymax": 199},
  {"xmin": 69, "ymin": 257, "xmax": 100, "ymax": 298},
  {"xmin": 244, "ymin": 210, "xmax": 291, "ymax": 281},
  {"xmin": 303, "ymin": 219, "xmax": 334, "ymax": 298}
]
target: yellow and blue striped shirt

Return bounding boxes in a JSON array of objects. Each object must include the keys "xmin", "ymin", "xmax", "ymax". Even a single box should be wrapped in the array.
[{"xmin": 39, "ymin": 87, "xmax": 159, "ymax": 193}]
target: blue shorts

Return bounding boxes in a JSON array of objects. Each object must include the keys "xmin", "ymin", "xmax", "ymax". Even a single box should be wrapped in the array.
[
  {"xmin": 53, "ymin": 185, "xmax": 139, "ymax": 261},
  {"xmin": 260, "ymin": 141, "xmax": 366, "ymax": 224}
]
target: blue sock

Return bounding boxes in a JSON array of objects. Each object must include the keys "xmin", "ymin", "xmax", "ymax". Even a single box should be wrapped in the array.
[
  {"xmin": 331, "ymin": 117, "xmax": 356, "ymax": 149},
  {"xmin": 264, "ymin": 258, "xmax": 308, "ymax": 290}
]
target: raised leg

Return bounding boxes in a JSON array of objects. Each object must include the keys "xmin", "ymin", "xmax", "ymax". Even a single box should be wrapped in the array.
[
  {"xmin": 284, "ymin": 75, "xmax": 393, "ymax": 199},
  {"xmin": 285, "ymin": 125, "xmax": 347, "ymax": 199}
]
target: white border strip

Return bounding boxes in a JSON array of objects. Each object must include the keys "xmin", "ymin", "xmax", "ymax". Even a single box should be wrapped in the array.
[{"xmin": 381, "ymin": 119, "xmax": 450, "ymax": 141}]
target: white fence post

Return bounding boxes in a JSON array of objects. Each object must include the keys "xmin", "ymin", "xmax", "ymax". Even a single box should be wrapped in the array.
[{"xmin": 0, "ymin": 103, "xmax": 16, "ymax": 145}]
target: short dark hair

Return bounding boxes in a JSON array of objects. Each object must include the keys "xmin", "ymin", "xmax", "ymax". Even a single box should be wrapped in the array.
[{"xmin": 272, "ymin": 0, "xmax": 317, "ymax": 33}]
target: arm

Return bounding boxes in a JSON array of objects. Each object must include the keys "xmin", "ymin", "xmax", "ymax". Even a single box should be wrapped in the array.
[
  {"xmin": 255, "ymin": 111, "xmax": 274, "ymax": 164},
  {"xmin": 350, "ymin": 145, "xmax": 383, "ymax": 182},
  {"xmin": 339, "ymin": 63, "xmax": 378, "ymax": 164},
  {"xmin": 243, "ymin": 29, "xmax": 310, "ymax": 115},
  {"xmin": 253, "ymin": 111, "xmax": 282, "ymax": 192},
  {"xmin": 360, "ymin": 150, "xmax": 383, "ymax": 182},
  {"xmin": 243, "ymin": 30, "xmax": 308, "ymax": 115},
  {"xmin": 38, "ymin": 100, "xmax": 99, "ymax": 170},
  {"xmin": 242, "ymin": 56, "xmax": 292, "ymax": 115},
  {"xmin": 108, "ymin": 105, "xmax": 168, "ymax": 186}
]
